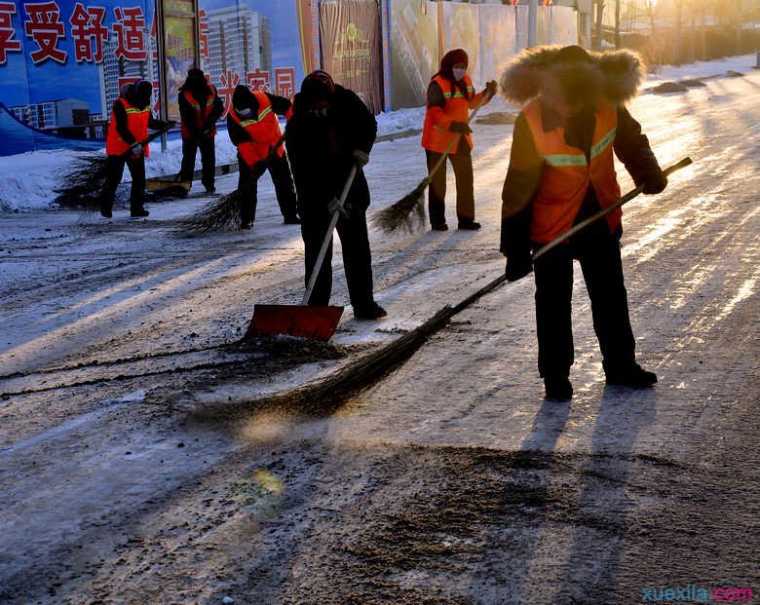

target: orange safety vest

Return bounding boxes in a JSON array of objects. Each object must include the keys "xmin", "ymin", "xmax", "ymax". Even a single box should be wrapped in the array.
[
  {"xmin": 523, "ymin": 98, "xmax": 622, "ymax": 244},
  {"xmin": 181, "ymin": 84, "xmax": 218, "ymax": 139},
  {"xmin": 421, "ymin": 74, "xmax": 483, "ymax": 154},
  {"xmin": 228, "ymin": 91, "xmax": 284, "ymax": 168},
  {"xmin": 106, "ymin": 98, "xmax": 151, "ymax": 158}
]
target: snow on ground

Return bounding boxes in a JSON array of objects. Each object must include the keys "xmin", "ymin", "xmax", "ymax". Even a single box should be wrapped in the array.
[
  {"xmin": 0, "ymin": 56, "xmax": 759, "ymax": 604},
  {"xmin": 0, "ymin": 106, "xmax": 428, "ymax": 213},
  {"xmin": 645, "ymin": 52, "xmax": 759, "ymax": 84}
]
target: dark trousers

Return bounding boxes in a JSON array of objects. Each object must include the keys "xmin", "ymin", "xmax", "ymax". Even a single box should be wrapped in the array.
[
  {"xmin": 179, "ymin": 136, "xmax": 216, "ymax": 190},
  {"xmin": 301, "ymin": 204, "xmax": 375, "ymax": 309},
  {"xmin": 533, "ymin": 229, "xmax": 636, "ymax": 379},
  {"xmin": 101, "ymin": 154, "xmax": 145, "ymax": 212},
  {"xmin": 425, "ymin": 148, "xmax": 475, "ymax": 227},
  {"xmin": 238, "ymin": 154, "xmax": 298, "ymax": 225}
]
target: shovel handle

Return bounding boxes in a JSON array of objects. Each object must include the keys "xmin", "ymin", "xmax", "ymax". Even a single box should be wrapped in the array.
[
  {"xmin": 302, "ymin": 163, "xmax": 359, "ymax": 305},
  {"xmin": 533, "ymin": 156, "xmax": 693, "ymax": 262}
]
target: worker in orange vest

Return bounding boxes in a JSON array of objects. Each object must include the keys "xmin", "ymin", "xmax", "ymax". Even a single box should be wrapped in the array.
[
  {"xmin": 178, "ymin": 68, "xmax": 224, "ymax": 194},
  {"xmin": 227, "ymin": 84, "xmax": 299, "ymax": 230},
  {"xmin": 100, "ymin": 81, "xmax": 172, "ymax": 219},
  {"xmin": 499, "ymin": 45, "xmax": 668, "ymax": 401},
  {"xmin": 421, "ymin": 49, "xmax": 497, "ymax": 231}
]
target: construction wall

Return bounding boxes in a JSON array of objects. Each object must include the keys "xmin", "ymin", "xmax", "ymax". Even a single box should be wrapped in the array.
[{"xmin": 388, "ymin": 0, "xmax": 578, "ymax": 109}]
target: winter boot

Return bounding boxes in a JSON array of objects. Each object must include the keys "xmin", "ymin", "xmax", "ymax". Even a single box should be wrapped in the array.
[
  {"xmin": 130, "ymin": 207, "xmax": 149, "ymax": 218},
  {"xmin": 605, "ymin": 363, "xmax": 658, "ymax": 388},
  {"xmin": 544, "ymin": 376, "xmax": 573, "ymax": 402},
  {"xmin": 431, "ymin": 223, "xmax": 449, "ymax": 232},
  {"xmin": 458, "ymin": 220, "xmax": 481, "ymax": 231},
  {"xmin": 100, "ymin": 204, "xmax": 112, "ymax": 219},
  {"xmin": 240, "ymin": 221, "xmax": 253, "ymax": 230},
  {"xmin": 354, "ymin": 302, "xmax": 388, "ymax": 320}
]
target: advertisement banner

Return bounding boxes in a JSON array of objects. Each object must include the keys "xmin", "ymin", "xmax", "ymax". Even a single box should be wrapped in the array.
[
  {"xmin": 162, "ymin": 0, "xmax": 197, "ymax": 120},
  {"xmin": 319, "ymin": 0, "xmax": 382, "ymax": 114},
  {"xmin": 198, "ymin": 0, "xmax": 305, "ymax": 118},
  {"xmin": 388, "ymin": 0, "xmax": 438, "ymax": 109},
  {"xmin": 0, "ymin": 0, "xmax": 160, "ymax": 155}
]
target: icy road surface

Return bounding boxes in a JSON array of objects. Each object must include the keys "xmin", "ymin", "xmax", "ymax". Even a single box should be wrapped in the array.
[{"xmin": 1, "ymin": 65, "xmax": 759, "ymax": 603}]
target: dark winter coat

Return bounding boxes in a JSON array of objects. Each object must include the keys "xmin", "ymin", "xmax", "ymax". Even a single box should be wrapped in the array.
[
  {"xmin": 499, "ymin": 47, "xmax": 664, "ymax": 258},
  {"xmin": 285, "ymin": 84, "xmax": 377, "ymax": 216}
]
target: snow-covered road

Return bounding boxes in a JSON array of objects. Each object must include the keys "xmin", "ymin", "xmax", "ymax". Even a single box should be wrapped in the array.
[{"xmin": 1, "ymin": 59, "xmax": 759, "ymax": 604}]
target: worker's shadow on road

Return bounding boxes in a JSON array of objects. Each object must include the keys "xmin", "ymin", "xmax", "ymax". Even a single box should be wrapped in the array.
[
  {"xmin": 485, "ymin": 385, "xmax": 658, "ymax": 604},
  {"xmin": 549, "ymin": 385, "xmax": 659, "ymax": 603}
]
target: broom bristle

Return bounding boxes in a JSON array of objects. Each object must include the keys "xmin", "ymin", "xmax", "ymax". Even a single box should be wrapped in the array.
[
  {"xmin": 54, "ymin": 154, "xmax": 109, "ymax": 209},
  {"xmin": 175, "ymin": 189, "xmax": 243, "ymax": 235},
  {"xmin": 371, "ymin": 180, "xmax": 428, "ymax": 234}
]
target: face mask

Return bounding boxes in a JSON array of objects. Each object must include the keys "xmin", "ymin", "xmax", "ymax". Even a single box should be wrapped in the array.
[{"xmin": 453, "ymin": 68, "xmax": 466, "ymax": 82}]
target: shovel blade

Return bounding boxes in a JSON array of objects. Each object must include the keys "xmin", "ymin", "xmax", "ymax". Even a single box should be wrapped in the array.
[{"xmin": 247, "ymin": 304, "xmax": 344, "ymax": 341}]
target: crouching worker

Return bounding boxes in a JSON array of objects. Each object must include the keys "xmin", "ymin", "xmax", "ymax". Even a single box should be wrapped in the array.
[
  {"xmin": 499, "ymin": 45, "xmax": 668, "ymax": 401},
  {"xmin": 227, "ymin": 85, "xmax": 300, "ymax": 229},
  {"xmin": 285, "ymin": 71, "xmax": 386, "ymax": 320},
  {"xmin": 101, "ymin": 81, "xmax": 172, "ymax": 218},
  {"xmin": 178, "ymin": 68, "xmax": 224, "ymax": 194}
]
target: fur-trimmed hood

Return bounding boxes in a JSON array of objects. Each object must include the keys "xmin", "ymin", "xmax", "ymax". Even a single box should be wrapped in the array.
[{"xmin": 500, "ymin": 45, "xmax": 645, "ymax": 106}]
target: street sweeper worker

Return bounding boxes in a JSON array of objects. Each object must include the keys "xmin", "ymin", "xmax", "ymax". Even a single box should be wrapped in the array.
[
  {"xmin": 499, "ymin": 45, "xmax": 668, "ymax": 402},
  {"xmin": 421, "ymin": 48, "xmax": 498, "ymax": 231},
  {"xmin": 101, "ymin": 80, "xmax": 172, "ymax": 219},
  {"xmin": 227, "ymin": 84, "xmax": 300, "ymax": 229},
  {"xmin": 285, "ymin": 70, "xmax": 387, "ymax": 320},
  {"xmin": 178, "ymin": 68, "xmax": 224, "ymax": 194}
]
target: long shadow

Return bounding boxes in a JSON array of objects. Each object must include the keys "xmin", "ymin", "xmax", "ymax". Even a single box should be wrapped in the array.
[
  {"xmin": 550, "ymin": 386, "xmax": 659, "ymax": 603},
  {"xmin": 490, "ymin": 397, "xmax": 572, "ymax": 604}
]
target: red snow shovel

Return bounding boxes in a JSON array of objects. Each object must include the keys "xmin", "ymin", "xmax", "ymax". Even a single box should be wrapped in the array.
[{"xmin": 245, "ymin": 163, "xmax": 361, "ymax": 341}]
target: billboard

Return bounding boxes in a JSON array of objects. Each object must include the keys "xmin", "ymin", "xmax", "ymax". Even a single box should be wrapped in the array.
[
  {"xmin": 0, "ymin": 0, "xmax": 160, "ymax": 148},
  {"xmin": 0, "ymin": 0, "xmax": 308, "ymax": 155},
  {"xmin": 198, "ymin": 0, "xmax": 305, "ymax": 118},
  {"xmin": 319, "ymin": 0, "xmax": 383, "ymax": 114}
]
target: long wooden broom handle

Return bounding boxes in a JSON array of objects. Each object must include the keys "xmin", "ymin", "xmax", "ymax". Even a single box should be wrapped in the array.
[
  {"xmin": 532, "ymin": 156, "xmax": 693, "ymax": 262},
  {"xmin": 302, "ymin": 164, "xmax": 360, "ymax": 305}
]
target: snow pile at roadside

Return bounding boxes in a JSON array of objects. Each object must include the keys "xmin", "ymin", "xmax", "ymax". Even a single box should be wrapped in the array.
[
  {"xmin": 645, "ymin": 53, "xmax": 757, "ymax": 86},
  {"xmin": 0, "ymin": 150, "xmax": 80, "ymax": 213},
  {"xmin": 1, "ymin": 105, "xmax": 429, "ymax": 212},
  {"xmin": 376, "ymin": 106, "xmax": 426, "ymax": 138}
]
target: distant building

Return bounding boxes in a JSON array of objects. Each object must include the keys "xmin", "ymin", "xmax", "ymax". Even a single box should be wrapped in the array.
[
  {"xmin": 99, "ymin": 33, "xmax": 158, "ymax": 119},
  {"xmin": 9, "ymin": 98, "xmax": 91, "ymax": 130},
  {"xmin": 203, "ymin": 6, "xmax": 272, "ymax": 87}
]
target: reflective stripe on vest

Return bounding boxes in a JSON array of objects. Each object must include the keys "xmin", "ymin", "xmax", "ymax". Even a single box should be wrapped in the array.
[
  {"xmin": 421, "ymin": 74, "xmax": 476, "ymax": 154},
  {"xmin": 523, "ymin": 99, "xmax": 622, "ymax": 244},
  {"xmin": 106, "ymin": 98, "xmax": 151, "ymax": 158},
  {"xmin": 181, "ymin": 86, "xmax": 218, "ymax": 139},
  {"xmin": 229, "ymin": 91, "xmax": 283, "ymax": 167}
]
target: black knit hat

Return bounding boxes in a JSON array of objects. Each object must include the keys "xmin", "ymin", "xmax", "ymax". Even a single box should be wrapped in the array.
[{"xmin": 301, "ymin": 70, "xmax": 336, "ymax": 101}]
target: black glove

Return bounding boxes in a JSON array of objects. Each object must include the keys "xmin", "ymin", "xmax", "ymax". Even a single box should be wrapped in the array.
[
  {"xmin": 485, "ymin": 80, "xmax": 498, "ymax": 99},
  {"xmin": 449, "ymin": 121, "xmax": 472, "ymax": 135},
  {"xmin": 505, "ymin": 253, "xmax": 533, "ymax": 282},
  {"xmin": 643, "ymin": 169, "xmax": 668, "ymax": 194}
]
